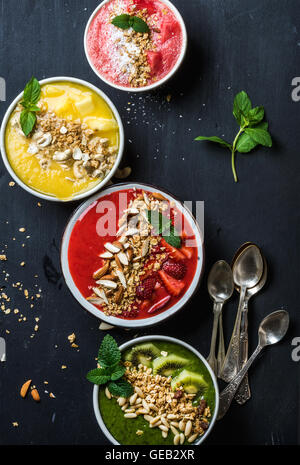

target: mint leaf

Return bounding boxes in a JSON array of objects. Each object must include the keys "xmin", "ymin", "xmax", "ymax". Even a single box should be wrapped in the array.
[
  {"xmin": 163, "ymin": 231, "xmax": 181, "ymax": 249},
  {"xmin": 20, "ymin": 110, "xmax": 36, "ymax": 137},
  {"xmin": 108, "ymin": 380, "xmax": 133, "ymax": 398},
  {"xmin": 248, "ymin": 106, "xmax": 264, "ymax": 126},
  {"xmin": 111, "ymin": 14, "xmax": 131, "ymax": 29},
  {"xmin": 86, "ymin": 368, "xmax": 111, "ymax": 385},
  {"xmin": 111, "ymin": 365, "xmax": 126, "ymax": 381},
  {"xmin": 147, "ymin": 210, "xmax": 172, "ymax": 235},
  {"xmin": 244, "ymin": 128, "xmax": 272, "ymax": 147},
  {"xmin": 233, "ymin": 91, "xmax": 252, "ymax": 125},
  {"xmin": 236, "ymin": 132, "xmax": 258, "ymax": 153},
  {"xmin": 195, "ymin": 136, "xmax": 232, "ymax": 150},
  {"xmin": 98, "ymin": 334, "xmax": 121, "ymax": 368},
  {"xmin": 23, "ymin": 77, "xmax": 41, "ymax": 105},
  {"xmin": 131, "ymin": 16, "xmax": 150, "ymax": 33}
]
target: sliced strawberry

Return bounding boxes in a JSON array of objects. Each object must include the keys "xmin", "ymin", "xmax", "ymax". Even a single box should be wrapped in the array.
[
  {"xmin": 158, "ymin": 270, "xmax": 185, "ymax": 297},
  {"xmin": 162, "ymin": 260, "xmax": 187, "ymax": 279},
  {"xmin": 160, "ymin": 238, "xmax": 185, "ymax": 261},
  {"xmin": 147, "ymin": 51, "xmax": 162, "ymax": 74},
  {"xmin": 181, "ymin": 246, "xmax": 194, "ymax": 259},
  {"xmin": 140, "ymin": 299, "xmax": 151, "ymax": 312},
  {"xmin": 148, "ymin": 295, "xmax": 171, "ymax": 314}
]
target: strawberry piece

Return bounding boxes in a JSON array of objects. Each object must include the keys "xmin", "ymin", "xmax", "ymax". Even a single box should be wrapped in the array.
[
  {"xmin": 148, "ymin": 295, "xmax": 171, "ymax": 314},
  {"xmin": 140, "ymin": 299, "xmax": 151, "ymax": 312},
  {"xmin": 136, "ymin": 277, "xmax": 156, "ymax": 300},
  {"xmin": 160, "ymin": 238, "xmax": 185, "ymax": 261},
  {"xmin": 158, "ymin": 270, "xmax": 186, "ymax": 297},
  {"xmin": 181, "ymin": 246, "xmax": 194, "ymax": 260},
  {"xmin": 162, "ymin": 260, "xmax": 187, "ymax": 279},
  {"xmin": 147, "ymin": 51, "xmax": 162, "ymax": 74}
]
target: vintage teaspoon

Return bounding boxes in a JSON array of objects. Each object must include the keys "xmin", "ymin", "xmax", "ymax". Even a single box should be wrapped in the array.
[
  {"xmin": 207, "ymin": 261, "xmax": 234, "ymax": 375},
  {"xmin": 220, "ymin": 245, "xmax": 263, "ymax": 382},
  {"xmin": 232, "ymin": 243, "xmax": 268, "ymax": 404},
  {"xmin": 218, "ymin": 309, "xmax": 289, "ymax": 419}
]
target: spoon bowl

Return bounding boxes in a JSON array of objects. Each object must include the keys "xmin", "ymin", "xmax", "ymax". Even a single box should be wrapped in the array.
[
  {"xmin": 258, "ymin": 310, "xmax": 289, "ymax": 347},
  {"xmin": 208, "ymin": 260, "xmax": 234, "ymax": 302},
  {"xmin": 233, "ymin": 244, "xmax": 264, "ymax": 289},
  {"xmin": 231, "ymin": 242, "xmax": 267, "ymax": 297}
]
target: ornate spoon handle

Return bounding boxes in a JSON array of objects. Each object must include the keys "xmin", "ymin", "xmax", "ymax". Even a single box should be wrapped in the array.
[
  {"xmin": 235, "ymin": 298, "xmax": 251, "ymax": 404},
  {"xmin": 220, "ymin": 286, "xmax": 246, "ymax": 382},
  {"xmin": 207, "ymin": 302, "xmax": 222, "ymax": 374},
  {"xmin": 217, "ymin": 311, "xmax": 226, "ymax": 377},
  {"xmin": 218, "ymin": 344, "xmax": 262, "ymax": 420}
]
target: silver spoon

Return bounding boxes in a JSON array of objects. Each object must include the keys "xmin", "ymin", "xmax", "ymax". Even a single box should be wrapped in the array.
[
  {"xmin": 218, "ymin": 309, "xmax": 289, "ymax": 419},
  {"xmin": 207, "ymin": 261, "xmax": 234, "ymax": 375},
  {"xmin": 220, "ymin": 245, "xmax": 263, "ymax": 382},
  {"xmin": 232, "ymin": 243, "xmax": 268, "ymax": 404}
]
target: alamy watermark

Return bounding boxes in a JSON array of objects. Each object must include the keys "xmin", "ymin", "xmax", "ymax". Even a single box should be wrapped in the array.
[
  {"xmin": 291, "ymin": 77, "xmax": 300, "ymax": 102},
  {"xmin": 0, "ymin": 77, "xmax": 6, "ymax": 101}
]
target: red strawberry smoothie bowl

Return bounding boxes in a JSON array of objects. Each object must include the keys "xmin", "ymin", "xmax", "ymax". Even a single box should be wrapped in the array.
[
  {"xmin": 84, "ymin": 0, "xmax": 187, "ymax": 91},
  {"xmin": 61, "ymin": 183, "xmax": 204, "ymax": 328}
]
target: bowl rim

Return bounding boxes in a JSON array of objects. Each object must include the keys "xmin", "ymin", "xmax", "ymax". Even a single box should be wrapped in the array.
[
  {"xmin": 60, "ymin": 181, "xmax": 204, "ymax": 328},
  {"xmin": 93, "ymin": 334, "xmax": 220, "ymax": 445},
  {"xmin": 83, "ymin": 0, "xmax": 188, "ymax": 93},
  {"xmin": 0, "ymin": 76, "xmax": 125, "ymax": 202}
]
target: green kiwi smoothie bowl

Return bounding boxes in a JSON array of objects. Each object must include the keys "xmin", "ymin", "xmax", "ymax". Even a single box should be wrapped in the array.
[{"xmin": 90, "ymin": 335, "xmax": 219, "ymax": 445}]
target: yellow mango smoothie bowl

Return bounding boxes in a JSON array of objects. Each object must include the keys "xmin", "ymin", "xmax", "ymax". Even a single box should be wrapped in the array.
[{"xmin": 0, "ymin": 77, "xmax": 124, "ymax": 201}]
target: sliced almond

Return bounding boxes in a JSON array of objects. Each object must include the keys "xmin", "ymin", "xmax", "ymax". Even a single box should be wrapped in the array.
[
  {"xmin": 117, "ymin": 252, "xmax": 129, "ymax": 266},
  {"xmin": 112, "ymin": 241, "xmax": 123, "ymax": 250},
  {"xmin": 93, "ymin": 261, "xmax": 110, "ymax": 279},
  {"xmin": 93, "ymin": 287, "xmax": 109, "ymax": 304},
  {"xmin": 115, "ymin": 255, "xmax": 123, "ymax": 271},
  {"xmin": 141, "ymin": 237, "xmax": 150, "ymax": 257},
  {"xmin": 115, "ymin": 269, "xmax": 127, "ymax": 288},
  {"xmin": 104, "ymin": 242, "xmax": 121, "ymax": 254},
  {"xmin": 96, "ymin": 279, "xmax": 118, "ymax": 289},
  {"xmin": 87, "ymin": 296, "xmax": 105, "ymax": 305},
  {"xmin": 124, "ymin": 228, "xmax": 139, "ymax": 237},
  {"xmin": 101, "ymin": 274, "xmax": 117, "ymax": 281},
  {"xmin": 152, "ymin": 192, "xmax": 168, "ymax": 201},
  {"xmin": 126, "ymin": 248, "xmax": 133, "ymax": 262},
  {"xmin": 99, "ymin": 322, "xmax": 115, "ymax": 330},
  {"xmin": 20, "ymin": 380, "xmax": 32, "ymax": 398},
  {"xmin": 116, "ymin": 224, "xmax": 127, "ymax": 237},
  {"xmin": 99, "ymin": 251, "xmax": 113, "ymax": 259},
  {"xmin": 143, "ymin": 191, "xmax": 150, "ymax": 206},
  {"xmin": 125, "ymin": 207, "xmax": 139, "ymax": 215},
  {"xmin": 114, "ymin": 287, "xmax": 123, "ymax": 304}
]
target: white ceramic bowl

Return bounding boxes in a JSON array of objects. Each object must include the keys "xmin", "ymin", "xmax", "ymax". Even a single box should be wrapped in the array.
[
  {"xmin": 93, "ymin": 335, "xmax": 219, "ymax": 445},
  {"xmin": 0, "ymin": 76, "xmax": 124, "ymax": 202},
  {"xmin": 61, "ymin": 182, "xmax": 204, "ymax": 328},
  {"xmin": 84, "ymin": 0, "xmax": 188, "ymax": 92}
]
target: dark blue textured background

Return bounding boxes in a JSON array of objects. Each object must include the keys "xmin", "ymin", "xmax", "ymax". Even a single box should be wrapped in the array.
[{"xmin": 0, "ymin": 0, "xmax": 299, "ymax": 445}]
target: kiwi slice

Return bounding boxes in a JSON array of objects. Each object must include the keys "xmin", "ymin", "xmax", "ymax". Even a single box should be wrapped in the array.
[
  {"xmin": 152, "ymin": 354, "xmax": 189, "ymax": 376},
  {"xmin": 171, "ymin": 369, "xmax": 208, "ymax": 394},
  {"xmin": 124, "ymin": 343, "xmax": 160, "ymax": 367}
]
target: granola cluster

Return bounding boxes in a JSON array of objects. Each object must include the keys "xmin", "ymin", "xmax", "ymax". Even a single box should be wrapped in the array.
[
  {"xmin": 105, "ymin": 362, "xmax": 211, "ymax": 445},
  {"xmin": 110, "ymin": 7, "xmax": 153, "ymax": 87},
  {"xmin": 88, "ymin": 191, "xmax": 170, "ymax": 317},
  {"xmin": 11, "ymin": 106, "xmax": 117, "ymax": 182}
]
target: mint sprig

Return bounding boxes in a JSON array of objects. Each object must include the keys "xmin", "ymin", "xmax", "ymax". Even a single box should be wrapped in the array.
[
  {"xmin": 111, "ymin": 14, "xmax": 150, "ymax": 33},
  {"xmin": 147, "ymin": 210, "xmax": 182, "ymax": 249},
  {"xmin": 20, "ymin": 77, "xmax": 41, "ymax": 137},
  {"xmin": 195, "ymin": 91, "xmax": 272, "ymax": 182},
  {"xmin": 86, "ymin": 335, "xmax": 133, "ymax": 398}
]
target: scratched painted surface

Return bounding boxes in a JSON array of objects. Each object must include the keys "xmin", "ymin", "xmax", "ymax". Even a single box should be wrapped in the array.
[{"xmin": 0, "ymin": 0, "xmax": 299, "ymax": 445}]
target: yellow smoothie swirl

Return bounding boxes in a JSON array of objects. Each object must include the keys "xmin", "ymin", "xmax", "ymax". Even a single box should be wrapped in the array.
[{"xmin": 5, "ymin": 81, "xmax": 120, "ymax": 200}]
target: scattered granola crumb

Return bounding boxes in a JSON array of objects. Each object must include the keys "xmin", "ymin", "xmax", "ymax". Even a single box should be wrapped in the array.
[
  {"xmin": 9, "ymin": 182, "xmax": 15, "ymax": 187},
  {"xmin": 37, "ymin": 202, "xmax": 42, "ymax": 207},
  {"xmin": 136, "ymin": 430, "xmax": 144, "ymax": 436},
  {"xmin": 20, "ymin": 262, "xmax": 25, "ymax": 267},
  {"xmin": 68, "ymin": 333, "xmax": 76, "ymax": 344},
  {"xmin": 19, "ymin": 227, "xmax": 26, "ymax": 232},
  {"xmin": 12, "ymin": 422, "xmax": 19, "ymax": 427},
  {"xmin": 166, "ymin": 94, "xmax": 172, "ymax": 102},
  {"xmin": 61, "ymin": 365, "xmax": 67, "ymax": 370},
  {"xmin": 49, "ymin": 392, "xmax": 56, "ymax": 398},
  {"xmin": 0, "ymin": 254, "xmax": 7, "ymax": 261},
  {"xmin": 34, "ymin": 325, "xmax": 39, "ymax": 332}
]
